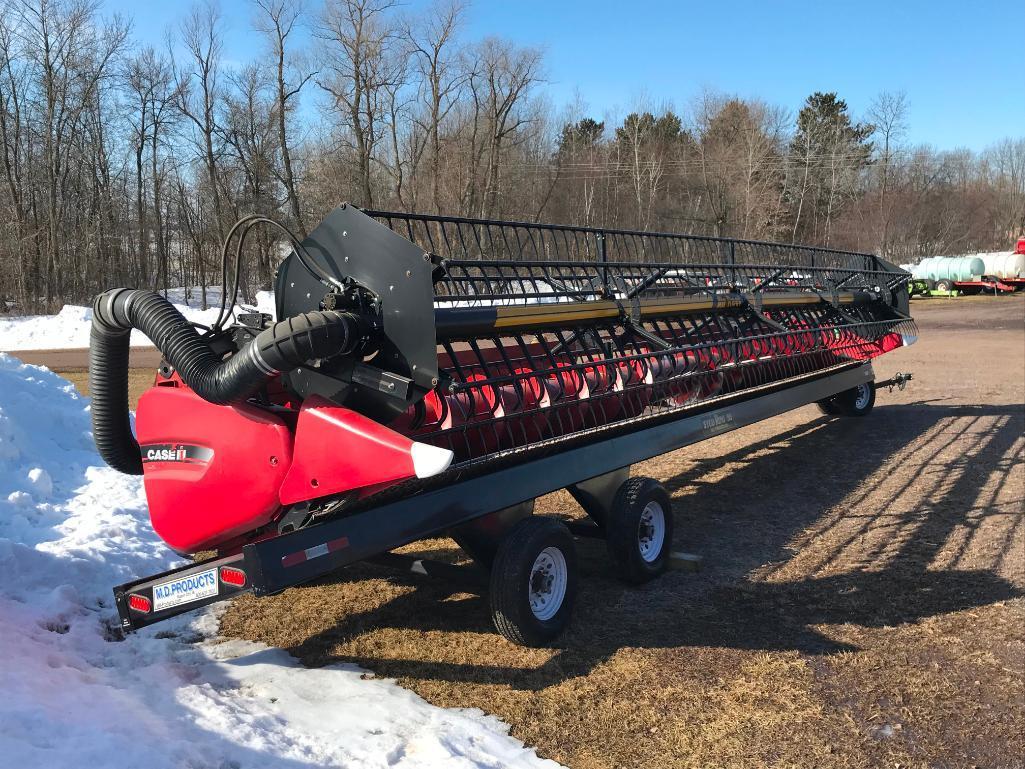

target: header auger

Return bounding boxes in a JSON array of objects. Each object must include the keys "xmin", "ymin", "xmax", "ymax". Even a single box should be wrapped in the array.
[{"xmin": 91, "ymin": 205, "xmax": 915, "ymax": 646}]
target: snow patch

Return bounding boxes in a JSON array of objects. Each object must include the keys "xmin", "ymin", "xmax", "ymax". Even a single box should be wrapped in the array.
[
  {"xmin": 0, "ymin": 288, "xmax": 276, "ymax": 351},
  {"xmin": 0, "ymin": 352, "xmax": 561, "ymax": 768}
]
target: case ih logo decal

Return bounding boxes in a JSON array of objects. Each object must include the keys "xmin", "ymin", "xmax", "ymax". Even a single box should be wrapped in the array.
[{"xmin": 141, "ymin": 444, "xmax": 214, "ymax": 464}]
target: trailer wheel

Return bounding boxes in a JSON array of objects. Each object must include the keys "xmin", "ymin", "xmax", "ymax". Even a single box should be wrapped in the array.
[
  {"xmin": 835, "ymin": 382, "xmax": 876, "ymax": 416},
  {"xmin": 815, "ymin": 398, "xmax": 841, "ymax": 415},
  {"xmin": 936, "ymin": 279, "xmax": 953, "ymax": 292},
  {"xmin": 489, "ymin": 516, "xmax": 577, "ymax": 647},
  {"xmin": 606, "ymin": 477, "xmax": 674, "ymax": 584}
]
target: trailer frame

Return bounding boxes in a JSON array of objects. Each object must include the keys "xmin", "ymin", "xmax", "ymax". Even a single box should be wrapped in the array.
[
  {"xmin": 950, "ymin": 277, "xmax": 1016, "ymax": 295},
  {"xmin": 114, "ymin": 359, "xmax": 874, "ymax": 634}
]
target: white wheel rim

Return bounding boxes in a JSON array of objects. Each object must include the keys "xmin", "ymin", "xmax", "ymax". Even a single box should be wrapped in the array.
[
  {"xmin": 854, "ymin": 383, "xmax": 871, "ymax": 411},
  {"xmin": 638, "ymin": 501, "xmax": 666, "ymax": 562},
  {"xmin": 528, "ymin": 547, "xmax": 568, "ymax": 621}
]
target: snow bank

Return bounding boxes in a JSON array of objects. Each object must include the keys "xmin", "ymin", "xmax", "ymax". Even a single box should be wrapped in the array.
[
  {"xmin": 0, "ymin": 288, "xmax": 276, "ymax": 352},
  {"xmin": 2, "ymin": 278, "xmax": 596, "ymax": 350},
  {"xmin": 0, "ymin": 353, "xmax": 560, "ymax": 769}
]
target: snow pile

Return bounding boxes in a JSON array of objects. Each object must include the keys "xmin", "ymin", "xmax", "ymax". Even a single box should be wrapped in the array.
[
  {"xmin": 0, "ymin": 353, "xmax": 560, "ymax": 769},
  {"xmin": 0, "ymin": 288, "xmax": 276, "ymax": 351}
]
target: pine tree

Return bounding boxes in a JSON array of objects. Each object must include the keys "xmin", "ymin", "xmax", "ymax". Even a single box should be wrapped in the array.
[{"xmin": 788, "ymin": 92, "xmax": 874, "ymax": 244}]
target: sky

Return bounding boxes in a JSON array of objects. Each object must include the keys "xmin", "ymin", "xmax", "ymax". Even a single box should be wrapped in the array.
[{"xmin": 105, "ymin": 0, "xmax": 1025, "ymax": 152}]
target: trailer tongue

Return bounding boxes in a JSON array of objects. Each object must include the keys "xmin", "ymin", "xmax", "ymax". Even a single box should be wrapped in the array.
[{"xmin": 93, "ymin": 205, "xmax": 916, "ymax": 645}]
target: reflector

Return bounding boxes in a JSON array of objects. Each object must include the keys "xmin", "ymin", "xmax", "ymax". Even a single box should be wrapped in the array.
[
  {"xmin": 127, "ymin": 593, "xmax": 151, "ymax": 613},
  {"xmin": 219, "ymin": 566, "xmax": 247, "ymax": 587}
]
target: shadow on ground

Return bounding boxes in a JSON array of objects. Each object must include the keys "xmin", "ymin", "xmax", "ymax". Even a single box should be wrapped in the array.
[{"xmin": 282, "ymin": 402, "xmax": 1024, "ymax": 689}]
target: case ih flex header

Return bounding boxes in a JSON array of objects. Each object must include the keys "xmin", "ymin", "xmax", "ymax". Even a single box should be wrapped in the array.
[{"xmin": 91, "ymin": 205, "xmax": 916, "ymax": 646}]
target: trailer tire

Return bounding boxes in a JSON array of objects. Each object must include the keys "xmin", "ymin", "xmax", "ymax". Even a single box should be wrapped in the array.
[
  {"xmin": 834, "ymin": 382, "xmax": 876, "ymax": 416},
  {"xmin": 606, "ymin": 477, "xmax": 674, "ymax": 584},
  {"xmin": 816, "ymin": 398, "xmax": 841, "ymax": 415},
  {"xmin": 489, "ymin": 516, "xmax": 577, "ymax": 647},
  {"xmin": 936, "ymin": 279, "xmax": 953, "ymax": 292}
]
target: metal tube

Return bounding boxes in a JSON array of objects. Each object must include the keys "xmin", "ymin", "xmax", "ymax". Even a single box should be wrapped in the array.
[{"xmin": 433, "ymin": 290, "xmax": 875, "ymax": 336}]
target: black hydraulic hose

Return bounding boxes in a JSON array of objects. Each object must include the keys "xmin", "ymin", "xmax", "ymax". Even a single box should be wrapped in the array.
[
  {"xmin": 211, "ymin": 215, "xmax": 343, "ymax": 332},
  {"xmin": 89, "ymin": 289, "xmax": 364, "ymax": 474}
]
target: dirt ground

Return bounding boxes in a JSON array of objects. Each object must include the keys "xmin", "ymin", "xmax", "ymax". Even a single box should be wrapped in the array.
[
  {"xmin": 62, "ymin": 295, "xmax": 1025, "ymax": 769},
  {"xmin": 11, "ymin": 346, "xmax": 161, "ymax": 372}
]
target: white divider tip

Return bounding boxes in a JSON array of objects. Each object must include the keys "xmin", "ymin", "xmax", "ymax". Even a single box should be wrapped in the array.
[{"xmin": 410, "ymin": 441, "xmax": 455, "ymax": 478}]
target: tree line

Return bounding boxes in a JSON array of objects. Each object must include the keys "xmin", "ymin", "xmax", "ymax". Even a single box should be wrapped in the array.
[{"xmin": 1, "ymin": 0, "xmax": 1023, "ymax": 313}]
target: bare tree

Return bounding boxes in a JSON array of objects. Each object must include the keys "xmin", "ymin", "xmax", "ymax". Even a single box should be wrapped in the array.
[
  {"xmin": 466, "ymin": 37, "xmax": 542, "ymax": 218},
  {"xmin": 381, "ymin": 66, "xmax": 415, "ymax": 208},
  {"xmin": 553, "ymin": 113, "xmax": 607, "ymax": 226},
  {"xmin": 318, "ymin": 0, "xmax": 402, "ymax": 207},
  {"xmin": 692, "ymin": 93, "xmax": 787, "ymax": 237},
  {"xmin": 0, "ymin": 0, "xmax": 1022, "ymax": 314},
  {"xmin": 406, "ymin": 0, "xmax": 466, "ymax": 213},
  {"xmin": 124, "ymin": 46, "xmax": 177, "ymax": 287},
  {"xmin": 868, "ymin": 90, "xmax": 908, "ymax": 255},
  {"xmin": 254, "ymin": 0, "xmax": 314, "ymax": 235},
  {"xmin": 985, "ymin": 138, "xmax": 1025, "ymax": 242},
  {"xmin": 0, "ymin": 6, "xmax": 35, "ymax": 308},
  {"xmin": 173, "ymin": 1, "xmax": 228, "ymax": 307},
  {"xmin": 222, "ymin": 62, "xmax": 279, "ymax": 291},
  {"xmin": 4, "ymin": 0, "xmax": 127, "ymax": 310},
  {"xmin": 615, "ymin": 109, "xmax": 680, "ymax": 230},
  {"xmin": 148, "ymin": 51, "xmax": 180, "ymax": 296}
]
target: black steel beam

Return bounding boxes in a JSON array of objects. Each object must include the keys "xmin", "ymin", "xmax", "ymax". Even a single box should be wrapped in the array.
[
  {"xmin": 246, "ymin": 362, "xmax": 873, "ymax": 595},
  {"xmin": 113, "ymin": 550, "xmax": 252, "ymax": 632}
]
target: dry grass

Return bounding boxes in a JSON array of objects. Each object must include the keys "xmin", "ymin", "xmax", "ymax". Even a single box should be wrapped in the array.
[
  {"xmin": 61, "ymin": 368, "xmax": 154, "ymax": 406},
  {"xmin": 61, "ymin": 295, "xmax": 1025, "ymax": 768}
]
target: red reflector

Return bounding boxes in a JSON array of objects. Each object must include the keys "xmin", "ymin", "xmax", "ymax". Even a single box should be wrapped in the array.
[
  {"xmin": 219, "ymin": 566, "xmax": 247, "ymax": 587},
  {"xmin": 128, "ymin": 594, "xmax": 151, "ymax": 613}
]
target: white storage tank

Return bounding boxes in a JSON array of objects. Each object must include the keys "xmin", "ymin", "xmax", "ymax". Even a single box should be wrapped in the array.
[
  {"xmin": 912, "ymin": 256, "xmax": 986, "ymax": 283},
  {"xmin": 980, "ymin": 252, "xmax": 1025, "ymax": 279}
]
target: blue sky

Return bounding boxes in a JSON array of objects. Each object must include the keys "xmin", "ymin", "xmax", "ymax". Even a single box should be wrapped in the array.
[{"xmin": 106, "ymin": 0, "xmax": 1024, "ymax": 151}]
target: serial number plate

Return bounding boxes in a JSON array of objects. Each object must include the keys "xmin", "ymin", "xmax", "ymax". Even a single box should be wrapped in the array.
[{"xmin": 152, "ymin": 568, "xmax": 218, "ymax": 611}]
